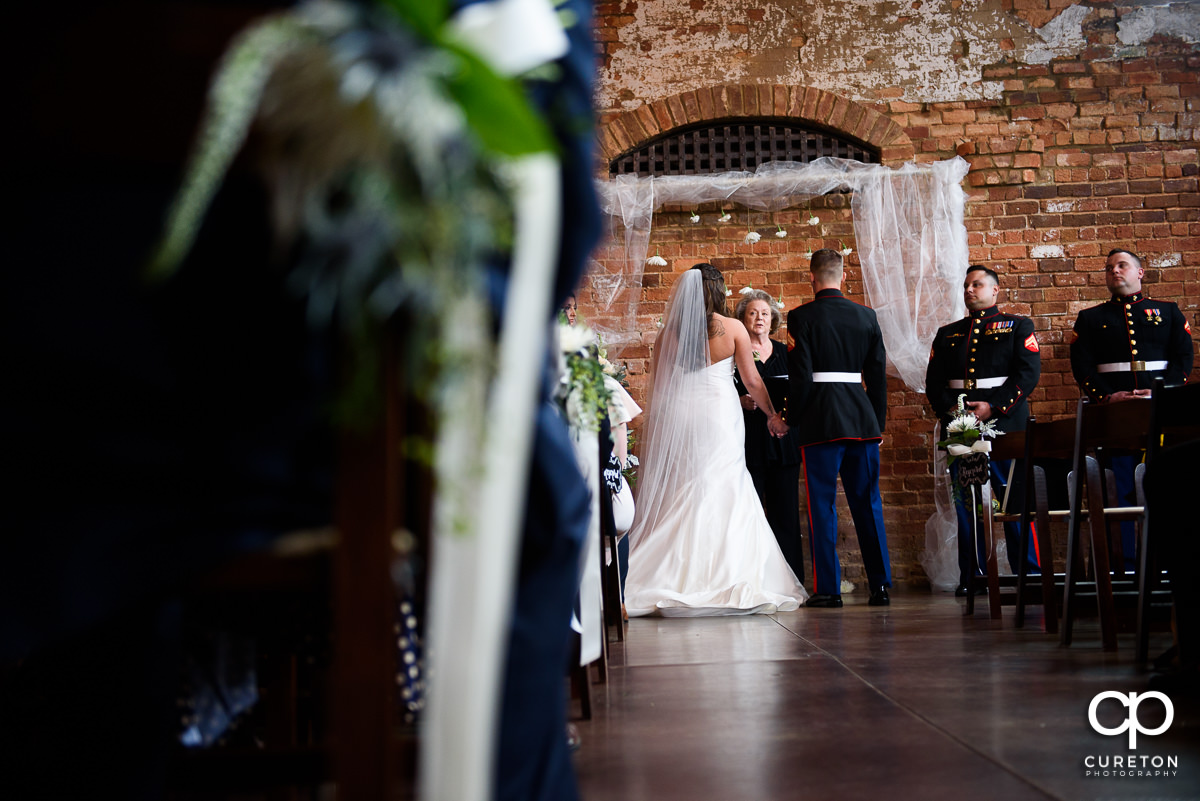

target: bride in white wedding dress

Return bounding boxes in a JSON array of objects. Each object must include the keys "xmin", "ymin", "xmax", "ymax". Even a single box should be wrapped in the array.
[{"xmin": 624, "ymin": 264, "xmax": 809, "ymax": 617}]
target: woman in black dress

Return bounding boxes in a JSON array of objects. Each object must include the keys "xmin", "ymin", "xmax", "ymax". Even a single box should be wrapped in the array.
[{"xmin": 733, "ymin": 289, "xmax": 805, "ymax": 580}]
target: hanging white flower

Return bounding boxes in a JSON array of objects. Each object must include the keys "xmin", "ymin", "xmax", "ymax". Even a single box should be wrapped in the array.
[
  {"xmin": 646, "ymin": 254, "xmax": 667, "ymax": 267},
  {"xmin": 744, "ymin": 231, "xmax": 761, "ymax": 245},
  {"xmin": 807, "ymin": 215, "xmax": 820, "ymax": 226},
  {"xmin": 725, "ymin": 288, "xmax": 732, "ymax": 296},
  {"xmin": 839, "ymin": 240, "xmax": 853, "ymax": 256},
  {"xmin": 689, "ymin": 212, "xmax": 700, "ymax": 224},
  {"xmin": 718, "ymin": 210, "xmax": 732, "ymax": 223},
  {"xmin": 739, "ymin": 286, "xmax": 754, "ymax": 296},
  {"xmin": 802, "ymin": 248, "xmax": 813, "ymax": 260},
  {"xmin": 775, "ymin": 226, "xmax": 787, "ymax": 238}
]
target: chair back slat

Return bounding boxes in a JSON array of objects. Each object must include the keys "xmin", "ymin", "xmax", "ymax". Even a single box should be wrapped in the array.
[{"xmin": 1136, "ymin": 380, "xmax": 1200, "ymax": 662}]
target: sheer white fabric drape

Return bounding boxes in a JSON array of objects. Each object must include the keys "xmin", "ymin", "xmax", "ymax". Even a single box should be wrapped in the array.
[
  {"xmin": 592, "ymin": 156, "xmax": 971, "ymax": 392},
  {"xmin": 626, "ymin": 269, "xmax": 712, "ymax": 552}
]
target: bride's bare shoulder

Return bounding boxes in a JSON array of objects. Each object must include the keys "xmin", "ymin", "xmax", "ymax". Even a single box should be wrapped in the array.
[{"xmin": 712, "ymin": 314, "xmax": 746, "ymax": 337}]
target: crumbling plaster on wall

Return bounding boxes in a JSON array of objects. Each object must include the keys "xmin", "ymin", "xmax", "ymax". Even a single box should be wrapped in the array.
[
  {"xmin": 1117, "ymin": 3, "xmax": 1200, "ymax": 46},
  {"xmin": 598, "ymin": 1, "xmax": 1197, "ymax": 110}
]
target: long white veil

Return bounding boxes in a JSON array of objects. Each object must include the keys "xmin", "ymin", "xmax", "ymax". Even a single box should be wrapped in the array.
[{"xmin": 627, "ymin": 268, "xmax": 714, "ymax": 551}]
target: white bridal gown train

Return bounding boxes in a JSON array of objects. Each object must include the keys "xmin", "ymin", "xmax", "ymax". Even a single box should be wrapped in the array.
[{"xmin": 623, "ymin": 356, "xmax": 808, "ymax": 617}]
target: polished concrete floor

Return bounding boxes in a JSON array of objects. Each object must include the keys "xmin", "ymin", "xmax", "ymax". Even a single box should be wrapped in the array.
[{"xmin": 572, "ymin": 588, "xmax": 1200, "ymax": 801}]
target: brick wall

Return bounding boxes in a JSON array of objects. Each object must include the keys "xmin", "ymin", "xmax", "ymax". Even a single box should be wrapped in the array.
[{"xmin": 586, "ymin": 2, "xmax": 1200, "ymax": 588}]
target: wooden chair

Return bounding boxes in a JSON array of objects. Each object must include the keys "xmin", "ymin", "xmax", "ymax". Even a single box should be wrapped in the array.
[
  {"xmin": 170, "ymin": 329, "xmax": 420, "ymax": 800},
  {"xmin": 1136, "ymin": 380, "xmax": 1200, "ymax": 663},
  {"xmin": 968, "ymin": 413, "xmax": 1077, "ymax": 629},
  {"xmin": 1007, "ymin": 414, "xmax": 1078, "ymax": 633},
  {"xmin": 1061, "ymin": 397, "xmax": 1152, "ymax": 651},
  {"xmin": 962, "ymin": 429, "xmax": 1024, "ymax": 619}
]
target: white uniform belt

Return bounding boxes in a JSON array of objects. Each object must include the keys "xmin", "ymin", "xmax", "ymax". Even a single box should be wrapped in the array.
[
  {"xmin": 948, "ymin": 376, "xmax": 1008, "ymax": 389},
  {"xmin": 1097, "ymin": 360, "xmax": 1168, "ymax": 373},
  {"xmin": 812, "ymin": 372, "xmax": 862, "ymax": 383}
]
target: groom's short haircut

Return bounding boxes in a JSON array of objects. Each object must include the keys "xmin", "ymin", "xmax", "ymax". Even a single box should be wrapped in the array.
[
  {"xmin": 966, "ymin": 264, "xmax": 1000, "ymax": 285},
  {"xmin": 810, "ymin": 248, "xmax": 843, "ymax": 282}
]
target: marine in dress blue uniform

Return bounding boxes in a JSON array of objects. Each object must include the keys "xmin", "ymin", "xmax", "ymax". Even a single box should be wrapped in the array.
[
  {"xmin": 1070, "ymin": 252, "xmax": 1193, "ymax": 402},
  {"xmin": 925, "ymin": 266, "xmax": 1042, "ymax": 592},
  {"xmin": 1069, "ymin": 248, "xmax": 1194, "ymax": 570},
  {"xmin": 787, "ymin": 249, "xmax": 892, "ymax": 607}
]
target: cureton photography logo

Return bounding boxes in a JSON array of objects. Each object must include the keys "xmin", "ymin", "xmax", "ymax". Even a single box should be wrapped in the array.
[{"xmin": 1084, "ymin": 690, "xmax": 1179, "ymax": 778}]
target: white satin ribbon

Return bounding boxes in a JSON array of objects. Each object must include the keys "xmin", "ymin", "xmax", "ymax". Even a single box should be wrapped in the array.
[{"xmin": 946, "ymin": 440, "xmax": 992, "ymax": 457}]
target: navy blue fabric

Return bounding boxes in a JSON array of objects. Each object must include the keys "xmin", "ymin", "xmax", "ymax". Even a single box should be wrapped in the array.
[
  {"xmin": 926, "ymin": 305, "xmax": 1040, "ymax": 434},
  {"xmin": 801, "ymin": 441, "xmax": 891, "ymax": 595},
  {"xmin": 951, "ymin": 458, "xmax": 1041, "ymax": 583},
  {"xmin": 786, "ymin": 289, "xmax": 887, "ymax": 447},
  {"xmin": 1071, "ymin": 292, "xmax": 1193, "ymax": 402},
  {"xmin": 495, "ymin": 394, "xmax": 589, "ymax": 801}
]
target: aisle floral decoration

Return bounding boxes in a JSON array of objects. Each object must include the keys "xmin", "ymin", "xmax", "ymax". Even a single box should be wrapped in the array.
[
  {"xmin": 936, "ymin": 394, "xmax": 1004, "ymax": 510},
  {"xmin": 557, "ymin": 322, "xmax": 613, "ymax": 434},
  {"xmin": 146, "ymin": 0, "xmax": 555, "ymax": 426},
  {"xmin": 935, "ymin": 394, "xmax": 1004, "ymax": 467}
]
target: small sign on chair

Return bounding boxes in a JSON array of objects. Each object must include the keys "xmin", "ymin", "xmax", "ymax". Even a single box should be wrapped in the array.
[{"xmin": 956, "ymin": 451, "xmax": 991, "ymax": 486}]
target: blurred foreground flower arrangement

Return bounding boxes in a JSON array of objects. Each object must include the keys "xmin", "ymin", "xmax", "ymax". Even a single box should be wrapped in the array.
[{"xmin": 151, "ymin": 0, "xmax": 555, "ymax": 424}]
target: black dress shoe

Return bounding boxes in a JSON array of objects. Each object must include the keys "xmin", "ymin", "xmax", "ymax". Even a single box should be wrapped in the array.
[
  {"xmin": 868, "ymin": 587, "xmax": 890, "ymax": 606},
  {"xmin": 805, "ymin": 594, "xmax": 843, "ymax": 608},
  {"xmin": 954, "ymin": 584, "xmax": 969, "ymax": 597}
]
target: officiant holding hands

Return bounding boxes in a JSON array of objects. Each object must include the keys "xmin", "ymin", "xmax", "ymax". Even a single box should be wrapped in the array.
[{"xmin": 734, "ymin": 289, "xmax": 804, "ymax": 580}]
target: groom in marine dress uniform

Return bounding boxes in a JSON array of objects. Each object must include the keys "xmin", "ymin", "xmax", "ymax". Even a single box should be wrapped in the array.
[{"xmin": 786, "ymin": 249, "xmax": 893, "ymax": 608}]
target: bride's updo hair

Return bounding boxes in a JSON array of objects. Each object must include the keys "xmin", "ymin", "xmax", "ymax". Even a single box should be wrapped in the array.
[{"xmin": 690, "ymin": 263, "xmax": 728, "ymax": 331}]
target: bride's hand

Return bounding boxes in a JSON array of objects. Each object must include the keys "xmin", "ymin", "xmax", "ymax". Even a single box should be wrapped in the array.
[
  {"xmin": 767, "ymin": 413, "xmax": 789, "ymax": 438},
  {"xmin": 739, "ymin": 395, "xmax": 757, "ymax": 411}
]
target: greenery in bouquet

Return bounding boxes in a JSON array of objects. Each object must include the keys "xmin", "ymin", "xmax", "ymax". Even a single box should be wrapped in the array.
[
  {"xmin": 936, "ymin": 394, "xmax": 1003, "ymax": 511},
  {"xmin": 622, "ymin": 429, "xmax": 639, "ymax": 489},
  {"xmin": 597, "ymin": 337, "xmax": 629, "ymax": 387},
  {"xmin": 936, "ymin": 394, "xmax": 1004, "ymax": 468},
  {"xmin": 557, "ymin": 323, "xmax": 613, "ymax": 434}
]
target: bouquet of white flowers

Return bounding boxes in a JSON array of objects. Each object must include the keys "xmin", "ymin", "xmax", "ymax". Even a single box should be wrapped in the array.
[{"xmin": 936, "ymin": 394, "xmax": 1003, "ymax": 466}]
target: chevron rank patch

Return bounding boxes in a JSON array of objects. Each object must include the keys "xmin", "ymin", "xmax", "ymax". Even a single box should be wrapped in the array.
[{"xmin": 1025, "ymin": 333, "xmax": 1039, "ymax": 352}]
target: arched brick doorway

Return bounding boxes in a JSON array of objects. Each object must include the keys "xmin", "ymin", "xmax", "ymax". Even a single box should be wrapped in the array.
[{"xmin": 597, "ymin": 84, "xmax": 915, "ymax": 171}]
